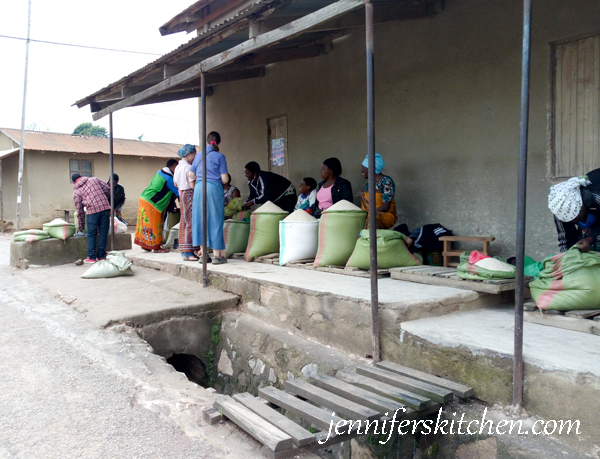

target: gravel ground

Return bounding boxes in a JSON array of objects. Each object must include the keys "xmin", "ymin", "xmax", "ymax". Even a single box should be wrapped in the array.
[{"xmin": 0, "ymin": 235, "xmax": 266, "ymax": 459}]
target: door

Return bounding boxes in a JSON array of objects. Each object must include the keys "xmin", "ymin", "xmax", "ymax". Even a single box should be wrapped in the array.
[{"xmin": 267, "ymin": 115, "xmax": 289, "ymax": 179}]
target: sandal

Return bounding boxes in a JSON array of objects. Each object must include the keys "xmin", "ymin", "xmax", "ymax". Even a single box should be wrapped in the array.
[
  {"xmin": 183, "ymin": 256, "xmax": 200, "ymax": 262},
  {"xmin": 153, "ymin": 248, "xmax": 170, "ymax": 253},
  {"xmin": 198, "ymin": 256, "xmax": 212, "ymax": 263},
  {"xmin": 212, "ymin": 256, "xmax": 228, "ymax": 265}
]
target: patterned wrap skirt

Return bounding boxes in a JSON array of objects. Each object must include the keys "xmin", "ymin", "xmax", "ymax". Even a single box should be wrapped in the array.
[
  {"xmin": 192, "ymin": 180, "xmax": 225, "ymax": 250},
  {"xmin": 179, "ymin": 189, "xmax": 199, "ymax": 253},
  {"xmin": 361, "ymin": 191, "xmax": 397, "ymax": 229},
  {"xmin": 134, "ymin": 198, "xmax": 164, "ymax": 250}
]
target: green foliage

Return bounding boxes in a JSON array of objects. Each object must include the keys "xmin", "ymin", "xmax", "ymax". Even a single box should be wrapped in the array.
[
  {"xmin": 73, "ymin": 122, "xmax": 108, "ymax": 138},
  {"xmin": 203, "ymin": 321, "xmax": 222, "ymax": 388}
]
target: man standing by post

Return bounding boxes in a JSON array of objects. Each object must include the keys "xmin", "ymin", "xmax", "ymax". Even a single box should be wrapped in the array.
[
  {"xmin": 108, "ymin": 173, "xmax": 127, "ymax": 224},
  {"xmin": 72, "ymin": 173, "xmax": 111, "ymax": 264}
]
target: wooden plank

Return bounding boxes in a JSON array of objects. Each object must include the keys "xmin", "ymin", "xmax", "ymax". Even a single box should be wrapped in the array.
[
  {"xmin": 355, "ymin": 365, "xmax": 453, "ymax": 404},
  {"xmin": 524, "ymin": 311, "xmax": 600, "ymax": 335},
  {"xmin": 438, "ymin": 236, "xmax": 495, "ymax": 242},
  {"xmin": 389, "ymin": 265, "xmax": 434, "ymax": 272},
  {"xmin": 564, "ymin": 309, "xmax": 600, "ymax": 319},
  {"xmin": 203, "ymin": 407, "xmax": 222, "ymax": 425},
  {"xmin": 407, "ymin": 267, "xmax": 455, "ymax": 276},
  {"xmin": 309, "ymin": 373, "xmax": 413, "ymax": 418},
  {"xmin": 542, "ymin": 309, "xmax": 565, "ymax": 315},
  {"xmin": 200, "ymin": 0, "xmax": 364, "ymax": 73},
  {"xmin": 335, "ymin": 370, "xmax": 434, "ymax": 411},
  {"xmin": 390, "ymin": 270, "xmax": 510, "ymax": 294},
  {"xmin": 375, "ymin": 361, "xmax": 474, "ymax": 399},
  {"xmin": 233, "ymin": 393, "xmax": 315, "ymax": 447},
  {"xmin": 214, "ymin": 395, "xmax": 293, "ymax": 452},
  {"xmin": 258, "ymin": 386, "xmax": 344, "ymax": 430},
  {"xmin": 285, "ymin": 379, "xmax": 380, "ymax": 421}
]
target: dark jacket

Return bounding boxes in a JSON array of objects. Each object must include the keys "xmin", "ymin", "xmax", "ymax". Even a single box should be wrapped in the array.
[
  {"xmin": 112, "ymin": 183, "xmax": 126, "ymax": 210},
  {"xmin": 313, "ymin": 176, "xmax": 353, "ymax": 216},
  {"xmin": 245, "ymin": 171, "xmax": 293, "ymax": 206},
  {"xmin": 554, "ymin": 168, "xmax": 600, "ymax": 252}
]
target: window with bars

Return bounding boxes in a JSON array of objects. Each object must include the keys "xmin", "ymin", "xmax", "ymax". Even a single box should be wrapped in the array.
[
  {"xmin": 70, "ymin": 159, "xmax": 93, "ymax": 182},
  {"xmin": 552, "ymin": 33, "xmax": 600, "ymax": 178}
]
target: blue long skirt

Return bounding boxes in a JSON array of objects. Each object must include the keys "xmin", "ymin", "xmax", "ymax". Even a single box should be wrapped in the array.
[{"xmin": 192, "ymin": 180, "xmax": 225, "ymax": 250}]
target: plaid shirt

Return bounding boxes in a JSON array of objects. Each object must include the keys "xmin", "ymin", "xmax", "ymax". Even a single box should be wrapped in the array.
[{"xmin": 73, "ymin": 177, "xmax": 111, "ymax": 232}]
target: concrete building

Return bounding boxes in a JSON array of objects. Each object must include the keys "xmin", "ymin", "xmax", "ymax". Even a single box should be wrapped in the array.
[
  {"xmin": 0, "ymin": 128, "xmax": 182, "ymax": 229},
  {"xmin": 75, "ymin": 0, "xmax": 600, "ymax": 259}
]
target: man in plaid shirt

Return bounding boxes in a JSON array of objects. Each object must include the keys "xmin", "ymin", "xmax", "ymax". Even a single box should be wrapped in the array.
[{"xmin": 72, "ymin": 173, "xmax": 111, "ymax": 263}]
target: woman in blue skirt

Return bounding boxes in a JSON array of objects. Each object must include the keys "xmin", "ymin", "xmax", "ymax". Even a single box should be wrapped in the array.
[{"xmin": 189, "ymin": 131, "xmax": 229, "ymax": 264}]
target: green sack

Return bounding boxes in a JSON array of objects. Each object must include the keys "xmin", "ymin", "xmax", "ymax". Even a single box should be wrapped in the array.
[
  {"xmin": 81, "ymin": 251, "xmax": 134, "ymax": 279},
  {"xmin": 456, "ymin": 251, "xmax": 516, "ymax": 280},
  {"xmin": 524, "ymin": 255, "xmax": 546, "ymax": 279},
  {"xmin": 313, "ymin": 210, "xmax": 367, "ymax": 267},
  {"xmin": 225, "ymin": 197, "xmax": 244, "ymax": 217},
  {"xmin": 245, "ymin": 212, "xmax": 287, "ymax": 261},
  {"xmin": 346, "ymin": 229, "xmax": 421, "ymax": 269},
  {"xmin": 529, "ymin": 248, "xmax": 600, "ymax": 311},
  {"xmin": 14, "ymin": 229, "xmax": 51, "ymax": 243},
  {"xmin": 43, "ymin": 219, "xmax": 76, "ymax": 240},
  {"xmin": 229, "ymin": 210, "xmax": 251, "ymax": 222},
  {"xmin": 224, "ymin": 220, "xmax": 250, "ymax": 258}
]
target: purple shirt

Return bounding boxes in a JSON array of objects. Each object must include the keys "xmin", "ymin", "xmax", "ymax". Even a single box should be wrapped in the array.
[{"xmin": 189, "ymin": 145, "xmax": 228, "ymax": 182}]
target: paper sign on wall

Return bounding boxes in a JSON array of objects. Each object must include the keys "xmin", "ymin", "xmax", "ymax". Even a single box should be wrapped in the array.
[{"xmin": 271, "ymin": 138, "xmax": 285, "ymax": 167}]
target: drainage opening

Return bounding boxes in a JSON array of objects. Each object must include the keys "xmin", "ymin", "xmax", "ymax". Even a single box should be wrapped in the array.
[{"xmin": 167, "ymin": 353, "xmax": 210, "ymax": 388}]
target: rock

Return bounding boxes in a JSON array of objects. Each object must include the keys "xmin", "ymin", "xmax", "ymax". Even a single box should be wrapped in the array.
[
  {"xmin": 456, "ymin": 437, "xmax": 498, "ymax": 459},
  {"xmin": 301, "ymin": 363, "xmax": 317, "ymax": 378},
  {"xmin": 217, "ymin": 349, "xmax": 233, "ymax": 376},
  {"xmin": 75, "ymin": 259, "xmax": 83, "ymax": 266},
  {"xmin": 18, "ymin": 258, "xmax": 29, "ymax": 270}
]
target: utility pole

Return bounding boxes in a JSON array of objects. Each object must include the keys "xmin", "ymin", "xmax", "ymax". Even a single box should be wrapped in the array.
[{"xmin": 16, "ymin": 0, "xmax": 32, "ymax": 231}]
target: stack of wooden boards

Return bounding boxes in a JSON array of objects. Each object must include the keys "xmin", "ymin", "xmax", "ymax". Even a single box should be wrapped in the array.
[
  {"xmin": 389, "ymin": 265, "xmax": 533, "ymax": 294},
  {"xmin": 204, "ymin": 361, "xmax": 473, "ymax": 459},
  {"xmin": 523, "ymin": 300, "xmax": 600, "ymax": 335}
]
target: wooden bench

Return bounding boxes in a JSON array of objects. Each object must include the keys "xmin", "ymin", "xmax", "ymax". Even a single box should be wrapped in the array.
[{"xmin": 439, "ymin": 235, "xmax": 495, "ymax": 268}]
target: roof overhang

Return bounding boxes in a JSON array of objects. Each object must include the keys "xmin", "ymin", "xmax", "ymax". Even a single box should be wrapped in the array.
[{"xmin": 76, "ymin": 0, "xmax": 440, "ymax": 120}]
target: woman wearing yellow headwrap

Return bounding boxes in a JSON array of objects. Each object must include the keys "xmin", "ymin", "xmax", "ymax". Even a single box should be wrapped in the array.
[{"xmin": 360, "ymin": 153, "xmax": 397, "ymax": 229}]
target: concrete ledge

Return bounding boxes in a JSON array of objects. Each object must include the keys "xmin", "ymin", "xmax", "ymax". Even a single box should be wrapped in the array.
[
  {"xmin": 127, "ymin": 250, "xmax": 508, "ymax": 361},
  {"xmin": 10, "ymin": 233, "xmax": 132, "ymax": 267},
  {"xmin": 398, "ymin": 307, "xmax": 600, "ymax": 445}
]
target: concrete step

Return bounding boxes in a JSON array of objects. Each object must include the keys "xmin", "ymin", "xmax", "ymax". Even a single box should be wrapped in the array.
[
  {"xmin": 398, "ymin": 306, "xmax": 600, "ymax": 448},
  {"xmin": 126, "ymin": 248, "xmax": 507, "ymax": 360}
]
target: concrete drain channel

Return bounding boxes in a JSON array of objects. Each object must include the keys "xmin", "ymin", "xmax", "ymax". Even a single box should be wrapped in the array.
[{"xmin": 166, "ymin": 353, "xmax": 210, "ymax": 388}]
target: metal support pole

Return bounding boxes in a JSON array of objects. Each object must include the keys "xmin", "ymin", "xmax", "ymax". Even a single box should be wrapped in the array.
[
  {"xmin": 16, "ymin": 0, "xmax": 32, "ymax": 231},
  {"xmin": 201, "ymin": 72, "xmax": 209, "ymax": 287},
  {"xmin": 365, "ymin": 0, "xmax": 380, "ymax": 363},
  {"xmin": 109, "ymin": 113, "xmax": 115, "ymax": 251},
  {"xmin": 513, "ymin": 0, "xmax": 532, "ymax": 411}
]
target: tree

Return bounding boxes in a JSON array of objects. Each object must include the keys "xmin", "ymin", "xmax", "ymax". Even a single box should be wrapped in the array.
[{"xmin": 73, "ymin": 122, "xmax": 108, "ymax": 138}]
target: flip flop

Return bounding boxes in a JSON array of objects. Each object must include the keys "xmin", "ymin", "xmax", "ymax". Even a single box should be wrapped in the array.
[{"xmin": 183, "ymin": 256, "xmax": 200, "ymax": 262}]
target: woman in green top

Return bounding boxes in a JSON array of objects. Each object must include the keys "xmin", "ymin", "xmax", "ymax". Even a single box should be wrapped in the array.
[{"xmin": 134, "ymin": 159, "xmax": 180, "ymax": 252}]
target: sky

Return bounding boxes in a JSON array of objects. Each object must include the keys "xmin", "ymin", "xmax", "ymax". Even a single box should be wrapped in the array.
[{"xmin": 0, "ymin": 1, "xmax": 201, "ymax": 145}]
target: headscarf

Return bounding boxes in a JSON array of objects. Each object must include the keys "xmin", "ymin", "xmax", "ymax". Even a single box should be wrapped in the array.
[
  {"xmin": 323, "ymin": 157, "xmax": 342, "ymax": 177},
  {"xmin": 362, "ymin": 153, "xmax": 384, "ymax": 174},
  {"xmin": 548, "ymin": 175, "xmax": 591, "ymax": 222},
  {"xmin": 177, "ymin": 144, "xmax": 196, "ymax": 158}
]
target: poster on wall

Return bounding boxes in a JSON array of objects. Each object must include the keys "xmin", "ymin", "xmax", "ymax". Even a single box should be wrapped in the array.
[{"xmin": 271, "ymin": 138, "xmax": 285, "ymax": 167}]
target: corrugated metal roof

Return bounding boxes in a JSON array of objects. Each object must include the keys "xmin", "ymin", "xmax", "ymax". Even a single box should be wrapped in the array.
[
  {"xmin": 0, "ymin": 129, "xmax": 183, "ymax": 159},
  {"xmin": 74, "ymin": 0, "xmax": 266, "ymax": 108}
]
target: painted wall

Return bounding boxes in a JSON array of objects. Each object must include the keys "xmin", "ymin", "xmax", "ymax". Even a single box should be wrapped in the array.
[
  {"xmin": 204, "ymin": 0, "xmax": 600, "ymax": 258},
  {"xmin": 1, "ymin": 151, "xmax": 171, "ymax": 228}
]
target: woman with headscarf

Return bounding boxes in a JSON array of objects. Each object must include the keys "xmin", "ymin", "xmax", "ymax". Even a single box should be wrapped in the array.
[
  {"xmin": 173, "ymin": 144, "xmax": 199, "ymax": 261},
  {"xmin": 360, "ymin": 153, "xmax": 397, "ymax": 229},
  {"xmin": 549, "ymin": 168, "xmax": 600, "ymax": 253},
  {"xmin": 313, "ymin": 157, "xmax": 353, "ymax": 218},
  {"xmin": 134, "ymin": 159, "xmax": 180, "ymax": 253},
  {"xmin": 188, "ymin": 131, "xmax": 229, "ymax": 264}
]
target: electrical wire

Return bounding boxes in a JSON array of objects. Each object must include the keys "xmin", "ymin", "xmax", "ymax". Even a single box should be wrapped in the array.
[{"xmin": 0, "ymin": 34, "xmax": 161, "ymax": 56}]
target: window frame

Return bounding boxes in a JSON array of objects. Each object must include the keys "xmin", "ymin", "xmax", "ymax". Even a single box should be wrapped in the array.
[{"xmin": 69, "ymin": 158, "xmax": 94, "ymax": 182}]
